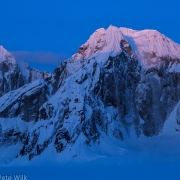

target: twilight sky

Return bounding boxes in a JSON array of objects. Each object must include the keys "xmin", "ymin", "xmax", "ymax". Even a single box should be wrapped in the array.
[{"xmin": 0, "ymin": 0, "xmax": 179, "ymax": 71}]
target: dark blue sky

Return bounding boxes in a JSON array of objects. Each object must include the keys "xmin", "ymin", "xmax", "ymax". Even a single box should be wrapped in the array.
[{"xmin": 0, "ymin": 0, "xmax": 179, "ymax": 71}]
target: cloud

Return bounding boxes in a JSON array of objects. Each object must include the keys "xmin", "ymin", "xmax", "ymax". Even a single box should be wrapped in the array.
[{"xmin": 10, "ymin": 51, "xmax": 69, "ymax": 71}]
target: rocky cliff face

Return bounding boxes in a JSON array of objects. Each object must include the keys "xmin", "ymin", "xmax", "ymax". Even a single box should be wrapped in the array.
[
  {"xmin": 0, "ymin": 46, "xmax": 24, "ymax": 97},
  {"xmin": 0, "ymin": 26, "xmax": 180, "ymax": 163},
  {"xmin": 0, "ymin": 46, "xmax": 50, "ymax": 98}
]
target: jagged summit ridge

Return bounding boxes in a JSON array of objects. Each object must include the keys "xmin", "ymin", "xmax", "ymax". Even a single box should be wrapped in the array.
[{"xmin": 73, "ymin": 25, "xmax": 180, "ymax": 70}]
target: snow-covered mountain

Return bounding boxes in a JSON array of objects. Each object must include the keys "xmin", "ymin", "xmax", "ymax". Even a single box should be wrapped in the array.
[
  {"xmin": 0, "ymin": 46, "xmax": 50, "ymax": 98},
  {"xmin": 0, "ymin": 25, "xmax": 180, "ymax": 165}
]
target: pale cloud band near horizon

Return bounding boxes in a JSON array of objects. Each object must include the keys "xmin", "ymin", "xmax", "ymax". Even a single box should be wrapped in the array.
[{"xmin": 11, "ymin": 51, "xmax": 69, "ymax": 71}]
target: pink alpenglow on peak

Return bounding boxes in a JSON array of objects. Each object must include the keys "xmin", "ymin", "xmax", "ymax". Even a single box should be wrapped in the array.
[
  {"xmin": 73, "ymin": 26, "xmax": 180, "ymax": 69},
  {"xmin": 120, "ymin": 27, "xmax": 180, "ymax": 67},
  {"xmin": 73, "ymin": 25, "xmax": 124, "ymax": 60}
]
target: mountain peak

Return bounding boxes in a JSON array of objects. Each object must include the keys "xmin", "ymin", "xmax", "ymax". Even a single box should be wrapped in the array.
[
  {"xmin": 0, "ymin": 26, "xmax": 180, "ymax": 165},
  {"xmin": 0, "ymin": 45, "xmax": 16, "ymax": 64},
  {"xmin": 73, "ymin": 26, "xmax": 180, "ymax": 68},
  {"xmin": 73, "ymin": 25, "xmax": 124, "ymax": 60}
]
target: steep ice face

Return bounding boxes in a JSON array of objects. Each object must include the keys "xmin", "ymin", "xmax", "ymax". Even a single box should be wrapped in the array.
[
  {"xmin": 30, "ymin": 69, "xmax": 43, "ymax": 82},
  {"xmin": 73, "ymin": 25, "xmax": 124, "ymax": 60},
  {"xmin": 64, "ymin": 25, "xmax": 125, "ymax": 78},
  {"xmin": 17, "ymin": 61, "xmax": 31, "ymax": 83},
  {"xmin": 120, "ymin": 27, "xmax": 180, "ymax": 68}
]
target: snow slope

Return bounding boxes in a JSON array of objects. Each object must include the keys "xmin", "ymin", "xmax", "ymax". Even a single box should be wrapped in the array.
[
  {"xmin": 120, "ymin": 27, "xmax": 180, "ymax": 68},
  {"xmin": 73, "ymin": 25, "xmax": 124, "ymax": 60},
  {"xmin": 0, "ymin": 25, "xmax": 180, "ymax": 168}
]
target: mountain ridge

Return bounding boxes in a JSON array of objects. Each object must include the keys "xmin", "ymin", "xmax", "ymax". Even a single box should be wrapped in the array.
[
  {"xmin": 0, "ymin": 25, "xmax": 180, "ymax": 165},
  {"xmin": 0, "ymin": 46, "xmax": 50, "ymax": 98}
]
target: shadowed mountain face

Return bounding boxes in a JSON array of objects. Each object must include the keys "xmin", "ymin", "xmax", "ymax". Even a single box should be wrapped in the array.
[
  {"xmin": 0, "ymin": 26, "xmax": 180, "ymax": 163},
  {"xmin": 0, "ymin": 46, "xmax": 50, "ymax": 98}
]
